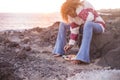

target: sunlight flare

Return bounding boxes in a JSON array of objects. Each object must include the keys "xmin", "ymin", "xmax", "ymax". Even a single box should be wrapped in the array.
[{"xmin": 0, "ymin": 0, "xmax": 120, "ymax": 13}]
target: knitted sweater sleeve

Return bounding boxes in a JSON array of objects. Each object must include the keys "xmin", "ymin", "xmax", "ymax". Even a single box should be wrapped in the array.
[
  {"xmin": 78, "ymin": 8, "xmax": 99, "ymax": 22},
  {"xmin": 68, "ymin": 22, "xmax": 80, "ymax": 45}
]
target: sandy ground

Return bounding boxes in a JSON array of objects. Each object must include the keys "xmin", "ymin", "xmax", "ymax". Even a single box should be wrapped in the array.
[{"xmin": 0, "ymin": 27, "xmax": 108, "ymax": 80}]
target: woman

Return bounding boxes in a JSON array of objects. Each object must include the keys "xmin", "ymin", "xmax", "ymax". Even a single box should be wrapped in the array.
[{"xmin": 53, "ymin": 0, "xmax": 105, "ymax": 64}]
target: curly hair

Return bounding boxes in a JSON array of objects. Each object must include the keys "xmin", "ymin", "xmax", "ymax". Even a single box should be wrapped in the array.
[{"xmin": 61, "ymin": 0, "xmax": 82, "ymax": 22}]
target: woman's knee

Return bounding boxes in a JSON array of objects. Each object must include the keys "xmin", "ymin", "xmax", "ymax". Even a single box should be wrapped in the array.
[
  {"xmin": 59, "ymin": 22, "xmax": 66, "ymax": 29},
  {"xmin": 59, "ymin": 22, "xmax": 69, "ymax": 30},
  {"xmin": 84, "ymin": 21, "xmax": 94, "ymax": 29}
]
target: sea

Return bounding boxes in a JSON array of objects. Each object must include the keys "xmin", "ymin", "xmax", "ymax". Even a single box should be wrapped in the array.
[{"xmin": 0, "ymin": 13, "xmax": 62, "ymax": 31}]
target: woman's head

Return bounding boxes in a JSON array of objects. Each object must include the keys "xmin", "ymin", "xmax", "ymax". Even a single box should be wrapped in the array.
[{"xmin": 61, "ymin": 0, "xmax": 82, "ymax": 23}]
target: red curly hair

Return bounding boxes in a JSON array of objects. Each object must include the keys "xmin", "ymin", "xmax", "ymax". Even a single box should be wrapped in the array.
[{"xmin": 61, "ymin": 0, "xmax": 83, "ymax": 23}]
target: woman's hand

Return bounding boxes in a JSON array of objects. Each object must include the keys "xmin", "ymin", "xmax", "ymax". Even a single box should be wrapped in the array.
[{"xmin": 64, "ymin": 44, "xmax": 74, "ymax": 52}]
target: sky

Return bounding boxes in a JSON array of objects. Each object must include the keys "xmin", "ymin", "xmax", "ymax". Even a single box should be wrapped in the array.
[{"xmin": 0, "ymin": 0, "xmax": 120, "ymax": 13}]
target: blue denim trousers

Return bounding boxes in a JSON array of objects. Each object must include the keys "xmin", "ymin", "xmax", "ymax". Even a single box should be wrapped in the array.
[{"xmin": 53, "ymin": 21, "xmax": 103, "ymax": 63}]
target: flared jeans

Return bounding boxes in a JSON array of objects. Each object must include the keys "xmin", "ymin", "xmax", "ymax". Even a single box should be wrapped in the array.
[{"xmin": 53, "ymin": 21, "xmax": 103, "ymax": 63}]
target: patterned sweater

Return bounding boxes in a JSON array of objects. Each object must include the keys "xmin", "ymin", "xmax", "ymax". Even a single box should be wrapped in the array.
[{"xmin": 68, "ymin": 0, "xmax": 105, "ymax": 45}]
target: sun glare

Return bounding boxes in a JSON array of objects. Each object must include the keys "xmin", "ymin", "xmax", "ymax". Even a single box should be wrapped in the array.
[
  {"xmin": 0, "ymin": 0, "xmax": 65, "ymax": 13},
  {"xmin": 0, "ymin": 0, "xmax": 120, "ymax": 13},
  {"xmin": 89, "ymin": 0, "xmax": 120, "ymax": 10}
]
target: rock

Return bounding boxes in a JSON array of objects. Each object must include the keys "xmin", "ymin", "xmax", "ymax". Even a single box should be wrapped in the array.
[
  {"xmin": 89, "ymin": 30, "xmax": 114, "ymax": 59},
  {"xmin": 0, "ymin": 62, "xmax": 22, "ymax": 80},
  {"xmin": 30, "ymin": 27, "xmax": 43, "ymax": 33},
  {"xmin": 21, "ymin": 37, "xmax": 30, "ymax": 44},
  {"xmin": 98, "ymin": 47, "xmax": 120, "ymax": 69},
  {"xmin": 16, "ymin": 50, "xmax": 28, "ymax": 59},
  {"xmin": 8, "ymin": 42, "xmax": 19, "ymax": 47},
  {"xmin": 23, "ymin": 46, "xmax": 31, "ymax": 51}
]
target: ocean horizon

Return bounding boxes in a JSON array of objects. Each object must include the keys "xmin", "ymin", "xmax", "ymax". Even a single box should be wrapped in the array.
[{"xmin": 0, "ymin": 13, "xmax": 62, "ymax": 31}]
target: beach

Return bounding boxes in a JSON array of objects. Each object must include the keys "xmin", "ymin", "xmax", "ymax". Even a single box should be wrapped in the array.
[{"xmin": 0, "ymin": 9, "xmax": 120, "ymax": 80}]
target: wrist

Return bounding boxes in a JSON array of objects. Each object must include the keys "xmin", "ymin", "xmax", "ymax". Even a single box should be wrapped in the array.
[{"xmin": 68, "ymin": 39, "xmax": 75, "ymax": 45}]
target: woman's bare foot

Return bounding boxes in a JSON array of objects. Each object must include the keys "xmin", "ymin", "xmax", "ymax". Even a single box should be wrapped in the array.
[
  {"xmin": 70, "ymin": 59, "xmax": 88, "ymax": 65},
  {"xmin": 70, "ymin": 60, "xmax": 81, "ymax": 64},
  {"xmin": 62, "ymin": 54, "xmax": 87, "ymax": 64}
]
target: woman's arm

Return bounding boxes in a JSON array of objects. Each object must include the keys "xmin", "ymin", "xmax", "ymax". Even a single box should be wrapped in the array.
[
  {"xmin": 68, "ymin": 22, "xmax": 80, "ymax": 45},
  {"xmin": 78, "ymin": 8, "xmax": 99, "ymax": 22}
]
